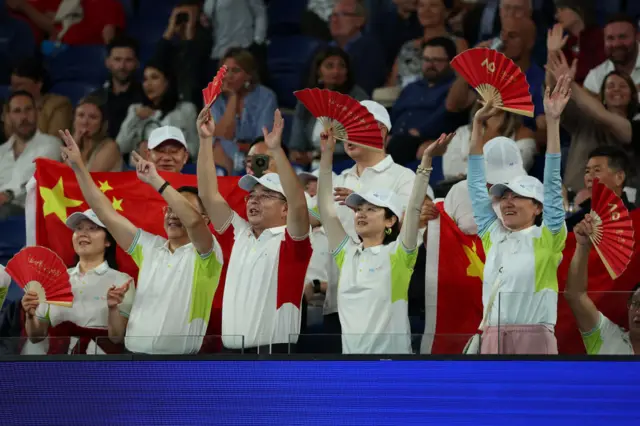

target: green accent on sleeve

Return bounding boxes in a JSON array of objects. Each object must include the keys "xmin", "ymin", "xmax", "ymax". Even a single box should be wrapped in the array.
[
  {"xmin": 0, "ymin": 287, "xmax": 7, "ymax": 307},
  {"xmin": 36, "ymin": 305, "xmax": 51, "ymax": 323},
  {"xmin": 126, "ymin": 229, "xmax": 142, "ymax": 255},
  {"xmin": 390, "ymin": 244, "xmax": 418, "ymax": 303},
  {"xmin": 582, "ymin": 327, "xmax": 604, "ymax": 355},
  {"xmin": 309, "ymin": 206, "xmax": 321, "ymax": 220},
  {"xmin": 533, "ymin": 226, "xmax": 567, "ymax": 293},
  {"xmin": 481, "ymin": 230, "xmax": 493, "ymax": 254},
  {"xmin": 188, "ymin": 249, "xmax": 224, "ymax": 323},
  {"xmin": 332, "ymin": 237, "xmax": 349, "ymax": 270}
]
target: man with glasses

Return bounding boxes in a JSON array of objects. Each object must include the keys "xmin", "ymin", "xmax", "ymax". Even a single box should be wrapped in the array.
[
  {"xmin": 145, "ymin": 126, "xmax": 190, "ymax": 173},
  {"xmin": 196, "ymin": 107, "xmax": 312, "ymax": 353},
  {"xmin": 60, "ymin": 130, "xmax": 224, "ymax": 355},
  {"xmin": 565, "ymin": 216, "xmax": 639, "ymax": 355}
]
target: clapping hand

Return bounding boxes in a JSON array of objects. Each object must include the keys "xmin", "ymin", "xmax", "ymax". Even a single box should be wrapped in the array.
[{"xmin": 107, "ymin": 280, "xmax": 131, "ymax": 309}]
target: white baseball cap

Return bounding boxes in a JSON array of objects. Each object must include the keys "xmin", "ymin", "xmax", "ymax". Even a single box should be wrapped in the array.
[
  {"xmin": 148, "ymin": 126, "xmax": 188, "ymax": 150},
  {"xmin": 490, "ymin": 175, "xmax": 544, "ymax": 204},
  {"xmin": 238, "ymin": 172, "xmax": 285, "ymax": 196},
  {"xmin": 345, "ymin": 189, "xmax": 404, "ymax": 219},
  {"xmin": 360, "ymin": 100, "xmax": 392, "ymax": 131},
  {"xmin": 483, "ymin": 136, "xmax": 527, "ymax": 185},
  {"xmin": 66, "ymin": 209, "xmax": 106, "ymax": 230}
]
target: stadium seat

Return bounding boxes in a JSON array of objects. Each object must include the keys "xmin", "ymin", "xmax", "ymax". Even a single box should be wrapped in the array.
[
  {"xmin": 0, "ymin": 216, "xmax": 26, "ymax": 259},
  {"xmin": 46, "ymin": 46, "xmax": 108, "ymax": 85},
  {"xmin": 0, "ymin": 85, "xmax": 9, "ymax": 101},
  {"xmin": 267, "ymin": 0, "xmax": 307, "ymax": 36},
  {"xmin": 50, "ymin": 82, "xmax": 99, "ymax": 106}
]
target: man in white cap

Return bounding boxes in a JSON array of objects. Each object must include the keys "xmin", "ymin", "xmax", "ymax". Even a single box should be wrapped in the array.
[
  {"xmin": 196, "ymin": 108, "xmax": 312, "ymax": 353},
  {"xmin": 145, "ymin": 125, "xmax": 189, "ymax": 173}
]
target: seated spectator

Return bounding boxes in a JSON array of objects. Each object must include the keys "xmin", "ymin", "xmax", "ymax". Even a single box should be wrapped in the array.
[
  {"xmin": 116, "ymin": 58, "xmax": 198, "ymax": 160},
  {"xmin": 71, "ymin": 96, "xmax": 122, "ymax": 172},
  {"xmin": 565, "ymin": 217, "xmax": 639, "ymax": 354},
  {"xmin": 443, "ymin": 101, "xmax": 536, "ymax": 180},
  {"xmin": 327, "ymin": 0, "xmax": 387, "ymax": 94},
  {"xmin": 289, "ymin": 46, "xmax": 368, "ymax": 167},
  {"xmin": 92, "ymin": 35, "xmax": 144, "ymax": 140},
  {"xmin": 0, "ymin": 1, "xmax": 35, "ymax": 85},
  {"xmin": 584, "ymin": 14, "xmax": 640, "ymax": 95},
  {"xmin": 555, "ymin": 0, "xmax": 605, "ymax": 85},
  {"xmin": 7, "ymin": 58, "xmax": 73, "ymax": 138},
  {"xmin": 145, "ymin": 126, "xmax": 190, "ymax": 174},
  {"xmin": 157, "ymin": 1, "xmax": 212, "ymax": 107},
  {"xmin": 210, "ymin": 47, "xmax": 277, "ymax": 176},
  {"xmin": 0, "ymin": 90, "xmax": 60, "ymax": 219},
  {"xmin": 21, "ymin": 209, "xmax": 135, "ymax": 354},
  {"xmin": 547, "ymin": 51, "xmax": 640, "ymax": 192},
  {"xmin": 386, "ymin": 37, "xmax": 469, "ymax": 166},
  {"xmin": 565, "ymin": 146, "xmax": 636, "ymax": 231},
  {"xmin": 372, "ymin": 0, "xmax": 422, "ymax": 70},
  {"xmin": 387, "ymin": 0, "xmax": 468, "ymax": 89},
  {"xmin": 7, "ymin": 0, "xmax": 125, "ymax": 45}
]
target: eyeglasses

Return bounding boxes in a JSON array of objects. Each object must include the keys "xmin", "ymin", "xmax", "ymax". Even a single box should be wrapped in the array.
[
  {"xmin": 628, "ymin": 299, "xmax": 640, "ymax": 311},
  {"xmin": 244, "ymin": 193, "xmax": 286, "ymax": 203}
]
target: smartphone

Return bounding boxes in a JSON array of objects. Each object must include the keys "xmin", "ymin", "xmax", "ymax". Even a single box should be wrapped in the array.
[
  {"xmin": 251, "ymin": 154, "xmax": 270, "ymax": 178},
  {"xmin": 175, "ymin": 12, "xmax": 189, "ymax": 25}
]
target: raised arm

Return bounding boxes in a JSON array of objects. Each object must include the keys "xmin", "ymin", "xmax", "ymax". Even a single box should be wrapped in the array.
[
  {"xmin": 263, "ymin": 110, "xmax": 309, "ymax": 239},
  {"xmin": 196, "ymin": 107, "xmax": 233, "ymax": 231},
  {"xmin": 59, "ymin": 130, "xmax": 138, "ymax": 251},
  {"xmin": 131, "ymin": 151, "xmax": 213, "ymax": 255},
  {"xmin": 317, "ymin": 129, "xmax": 348, "ymax": 251},
  {"xmin": 564, "ymin": 217, "xmax": 600, "ymax": 333}
]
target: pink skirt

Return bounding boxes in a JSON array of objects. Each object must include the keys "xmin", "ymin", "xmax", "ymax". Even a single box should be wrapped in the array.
[{"xmin": 480, "ymin": 324, "xmax": 558, "ymax": 355}]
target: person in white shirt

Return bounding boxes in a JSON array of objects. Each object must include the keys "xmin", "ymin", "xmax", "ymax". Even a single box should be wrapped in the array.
[
  {"xmin": 21, "ymin": 209, "xmax": 135, "ymax": 355},
  {"xmin": 564, "ymin": 215, "xmax": 639, "ymax": 355},
  {"xmin": 0, "ymin": 90, "xmax": 60, "ymax": 219},
  {"xmin": 59, "ymin": 129, "xmax": 224, "ymax": 355},
  {"xmin": 584, "ymin": 14, "xmax": 640, "ymax": 96},
  {"xmin": 196, "ymin": 107, "xmax": 312, "ymax": 354}
]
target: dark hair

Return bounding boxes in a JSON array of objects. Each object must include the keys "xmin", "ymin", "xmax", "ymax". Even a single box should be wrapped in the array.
[
  {"xmin": 177, "ymin": 186, "xmax": 205, "ymax": 212},
  {"xmin": 12, "ymin": 58, "xmax": 46, "ymax": 83},
  {"xmin": 106, "ymin": 34, "xmax": 139, "ymax": 57},
  {"xmin": 142, "ymin": 58, "xmax": 180, "ymax": 119},
  {"xmin": 382, "ymin": 208, "xmax": 400, "ymax": 245},
  {"xmin": 605, "ymin": 13, "xmax": 637, "ymax": 31},
  {"xmin": 74, "ymin": 95, "xmax": 109, "ymax": 143},
  {"xmin": 587, "ymin": 145, "xmax": 629, "ymax": 185},
  {"xmin": 599, "ymin": 70, "xmax": 639, "ymax": 119},
  {"xmin": 7, "ymin": 90, "xmax": 35, "ymax": 106},
  {"xmin": 305, "ymin": 46, "xmax": 356, "ymax": 94},
  {"xmin": 422, "ymin": 36, "xmax": 457, "ymax": 62},
  {"xmin": 222, "ymin": 47, "xmax": 260, "ymax": 85},
  {"xmin": 249, "ymin": 136, "xmax": 289, "ymax": 158},
  {"xmin": 72, "ymin": 229, "xmax": 119, "ymax": 270},
  {"xmin": 628, "ymin": 283, "xmax": 640, "ymax": 305}
]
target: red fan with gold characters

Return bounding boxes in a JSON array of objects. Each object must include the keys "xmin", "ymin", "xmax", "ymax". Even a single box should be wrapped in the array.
[
  {"xmin": 202, "ymin": 65, "xmax": 228, "ymax": 108},
  {"xmin": 5, "ymin": 246, "xmax": 73, "ymax": 307},
  {"xmin": 588, "ymin": 179, "xmax": 635, "ymax": 279},
  {"xmin": 293, "ymin": 88, "xmax": 383, "ymax": 151},
  {"xmin": 451, "ymin": 47, "xmax": 534, "ymax": 117}
]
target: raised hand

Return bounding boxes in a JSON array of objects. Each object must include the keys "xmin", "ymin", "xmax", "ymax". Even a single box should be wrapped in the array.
[
  {"xmin": 423, "ymin": 132, "xmax": 455, "ymax": 161},
  {"xmin": 418, "ymin": 197, "xmax": 440, "ymax": 228},
  {"xmin": 574, "ymin": 215, "xmax": 594, "ymax": 247},
  {"xmin": 21, "ymin": 291, "xmax": 40, "ymax": 317},
  {"xmin": 262, "ymin": 109, "xmax": 284, "ymax": 150},
  {"xmin": 547, "ymin": 23, "xmax": 568, "ymax": 53},
  {"xmin": 320, "ymin": 126, "xmax": 337, "ymax": 153},
  {"xmin": 546, "ymin": 50, "xmax": 577, "ymax": 82},
  {"xmin": 333, "ymin": 187, "xmax": 353, "ymax": 205},
  {"xmin": 197, "ymin": 107, "xmax": 215, "ymax": 139},
  {"xmin": 58, "ymin": 129, "xmax": 84, "ymax": 169},
  {"xmin": 107, "ymin": 280, "xmax": 131, "ymax": 309},
  {"xmin": 544, "ymin": 73, "xmax": 572, "ymax": 120},
  {"xmin": 473, "ymin": 100, "xmax": 500, "ymax": 124},
  {"xmin": 131, "ymin": 151, "xmax": 160, "ymax": 185}
]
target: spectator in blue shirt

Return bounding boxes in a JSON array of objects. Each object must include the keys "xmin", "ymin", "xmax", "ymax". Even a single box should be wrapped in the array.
[
  {"xmin": 386, "ymin": 36, "xmax": 469, "ymax": 165},
  {"xmin": 0, "ymin": 0, "xmax": 35, "ymax": 85}
]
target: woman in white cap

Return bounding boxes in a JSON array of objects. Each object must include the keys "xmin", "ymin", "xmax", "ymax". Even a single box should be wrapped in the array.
[
  {"xmin": 317, "ymin": 124, "xmax": 452, "ymax": 354},
  {"xmin": 21, "ymin": 209, "xmax": 135, "ymax": 354},
  {"xmin": 466, "ymin": 75, "xmax": 572, "ymax": 354}
]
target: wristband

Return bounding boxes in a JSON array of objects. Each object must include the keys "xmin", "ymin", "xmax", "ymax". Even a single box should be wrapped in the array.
[
  {"xmin": 158, "ymin": 181, "xmax": 170, "ymax": 195},
  {"xmin": 416, "ymin": 166, "xmax": 433, "ymax": 175}
]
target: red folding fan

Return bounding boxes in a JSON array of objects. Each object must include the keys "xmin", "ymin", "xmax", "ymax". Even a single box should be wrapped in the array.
[
  {"xmin": 588, "ymin": 179, "xmax": 635, "ymax": 279},
  {"xmin": 5, "ymin": 246, "xmax": 73, "ymax": 307},
  {"xmin": 293, "ymin": 88, "xmax": 384, "ymax": 151},
  {"xmin": 451, "ymin": 48, "xmax": 534, "ymax": 117},
  {"xmin": 202, "ymin": 65, "xmax": 228, "ymax": 108}
]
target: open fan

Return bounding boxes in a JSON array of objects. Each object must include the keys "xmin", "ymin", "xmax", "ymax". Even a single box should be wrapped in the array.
[
  {"xmin": 293, "ymin": 88, "xmax": 383, "ymax": 151},
  {"xmin": 5, "ymin": 246, "xmax": 73, "ymax": 307},
  {"xmin": 451, "ymin": 48, "xmax": 534, "ymax": 117},
  {"xmin": 202, "ymin": 65, "xmax": 228, "ymax": 108},
  {"xmin": 588, "ymin": 179, "xmax": 635, "ymax": 279}
]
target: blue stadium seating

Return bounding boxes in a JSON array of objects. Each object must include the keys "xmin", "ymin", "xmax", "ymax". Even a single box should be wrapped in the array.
[
  {"xmin": 50, "ymin": 82, "xmax": 99, "ymax": 106},
  {"xmin": 0, "ymin": 85, "xmax": 9, "ymax": 101},
  {"xmin": 406, "ymin": 157, "xmax": 444, "ymax": 186},
  {"xmin": 46, "ymin": 46, "xmax": 108, "ymax": 86},
  {"xmin": 0, "ymin": 216, "xmax": 26, "ymax": 261},
  {"xmin": 267, "ymin": 0, "xmax": 307, "ymax": 36}
]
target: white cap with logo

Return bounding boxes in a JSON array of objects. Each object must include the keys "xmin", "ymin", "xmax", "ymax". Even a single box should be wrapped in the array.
[
  {"xmin": 345, "ymin": 189, "xmax": 404, "ymax": 219},
  {"xmin": 360, "ymin": 100, "xmax": 392, "ymax": 131},
  {"xmin": 65, "ymin": 209, "xmax": 106, "ymax": 230},
  {"xmin": 148, "ymin": 126, "xmax": 188, "ymax": 150},
  {"xmin": 239, "ymin": 172, "xmax": 285, "ymax": 196},
  {"xmin": 483, "ymin": 136, "xmax": 527, "ymax": 185},
  {"xmin": 490, "ymin": 175, "xmax": 544, "ymax": 204}
]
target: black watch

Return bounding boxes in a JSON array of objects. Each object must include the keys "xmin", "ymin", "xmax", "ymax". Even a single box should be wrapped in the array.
[{"xmin": 4, "ymin": 190, "xmax": 14, "ymax": 203}]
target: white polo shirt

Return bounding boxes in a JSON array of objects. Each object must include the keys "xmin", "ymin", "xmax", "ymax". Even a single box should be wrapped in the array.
[
  {"xmin": 584, "ymin": 46, "xmax": 640, "ymax": 95},
  {"xmin": 220, "ymin": 213, "xmax": 313, "ymax": 350},
  {"xmin": 334, "ymin": 237, "xmax": 418, "ymax": 354},
  {"xmin": 125, "ymin": 229, "xmax": 224, "ymax": 354},
  {"xmin": 582, "ymin": 313, "xmax": 633, "ymax": 355}
]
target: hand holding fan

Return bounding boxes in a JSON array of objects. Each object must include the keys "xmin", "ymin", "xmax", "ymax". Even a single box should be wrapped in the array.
[
  {"xmin": 5, "ymin": 246, "xmax": 73, "ymax": 307},
  {"xmin": 293, "ymin": 88, "xmax": 384, "ymax": 151},
  {"xmin": 202, "ymin": 65, "xmax": 228, "ymax": 108},
  {"xmin": 588, "ymin": 179, "xmax": 635, "ymax": 279},
  {"xmin": 451, "ymin": 48, "xmax": 534, "ymax": 117}
]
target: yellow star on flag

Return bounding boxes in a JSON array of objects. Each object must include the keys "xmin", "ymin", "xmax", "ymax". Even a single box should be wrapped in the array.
[
  {"xmin": 40, "ymin": 178, "xmax": 83, "ymax": 223},
  {"xmin": 111, "ymin": 197, "xmax": 124, "ymax": 212},
  {"xmin": 463, "ymin": 240, "xmax": 484, "ymax": 281},
  {"xmin": 98, "ymin": 180, "xmax": 113, "ymax": 193}
]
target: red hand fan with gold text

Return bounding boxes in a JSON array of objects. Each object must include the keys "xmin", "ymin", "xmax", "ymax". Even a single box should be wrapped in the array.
[
  {"xmin": 5, "ymin": 246, "xmax": 73, "ymax": 307},
  {"xmin": 451, "ymin": 48, "xmax": 534, "ymax": 117},
  {"xmin": 588, "ymin": 179, "xmax": 635, "ymax": 279},
  {"xmin": 294, "ymin": 88, "xmax": 383, "ymax": 151},
  {"xmin": 202, "ymin": 65, "xmax": 228, "ymax": 108}
]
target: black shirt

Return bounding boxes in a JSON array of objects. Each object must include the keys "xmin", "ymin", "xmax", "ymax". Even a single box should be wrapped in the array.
[{"xmin": 91, "ymin": 80, "xmax": 144, "ymax": 139}]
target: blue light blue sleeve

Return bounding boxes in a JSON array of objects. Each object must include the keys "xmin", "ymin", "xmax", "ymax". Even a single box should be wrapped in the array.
[
  {"xmin": 542, "ymin": 153, "xmax": 565, "ymax": 234},
  {"xmin": 467, "ymin": 155, "xmax": 497, "ymax": 236}
]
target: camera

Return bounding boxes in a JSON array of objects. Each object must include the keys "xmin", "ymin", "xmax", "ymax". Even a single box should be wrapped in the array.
[{"xmin": 251, "ymin": 155, "xmax": 270, "ymax": 178}]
